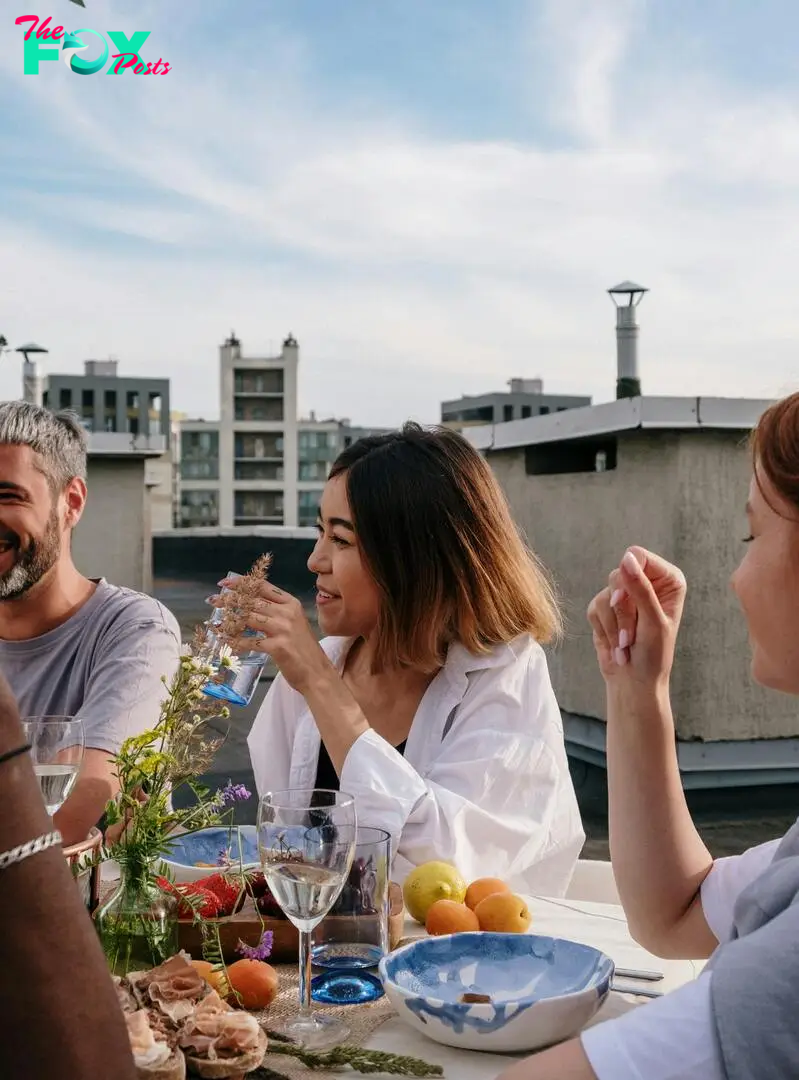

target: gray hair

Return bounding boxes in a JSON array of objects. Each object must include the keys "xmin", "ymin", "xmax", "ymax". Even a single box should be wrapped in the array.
[{"xmin": 0, "ymin": 401, "xmax": 88, "ymax": 488}]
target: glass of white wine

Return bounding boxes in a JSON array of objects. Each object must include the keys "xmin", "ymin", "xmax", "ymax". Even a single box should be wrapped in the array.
[
  {"xmin": 22, "ymin": 716, "xmax": 85, "ymax": 818},
  {"xmin": 257, "ymin": 788, "xmax": 356, "ymax": 1049}
]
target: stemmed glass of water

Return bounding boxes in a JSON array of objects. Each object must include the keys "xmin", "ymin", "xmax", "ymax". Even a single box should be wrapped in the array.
[
  {"xmin": 257, "ymin": 789, "xmax": 356, "ymax": 1049},
  {"xmin": 22, "ymin": 716, "xmax": 85, "ymax": 818}
]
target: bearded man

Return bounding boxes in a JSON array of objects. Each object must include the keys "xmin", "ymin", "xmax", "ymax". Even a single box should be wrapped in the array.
[{"xmin": 0, "ymin": 401, "xmax": 181, "ymax": 845}]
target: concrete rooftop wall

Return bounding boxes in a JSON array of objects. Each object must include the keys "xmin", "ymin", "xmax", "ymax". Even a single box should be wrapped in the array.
[
  {"xmin": 73, "ymin": 458, "xmax": 151, "ymax": 593},
  {"xmin": 488, "ymin": 429, "xmax": 799, "ymax": 742}
]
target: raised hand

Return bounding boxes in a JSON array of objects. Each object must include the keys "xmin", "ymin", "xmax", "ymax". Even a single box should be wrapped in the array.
[
  {"xmin": 587, "ymin": 546, "xmax": 687, "ymax": 691},
  {"xmin": 213, "ymin": 579, "xmax": 332, "ymax": 695}
]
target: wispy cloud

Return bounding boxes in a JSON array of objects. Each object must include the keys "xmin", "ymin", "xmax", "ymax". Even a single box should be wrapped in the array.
[{"xmin": 1, "ymin": 0, "xmax": 799, "ymax": 425}]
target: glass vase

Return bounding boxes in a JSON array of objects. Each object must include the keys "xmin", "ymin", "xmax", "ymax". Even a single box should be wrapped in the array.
[{"xmin": 95, "ymin": 869, "xmax": 178, "ymax": 976}]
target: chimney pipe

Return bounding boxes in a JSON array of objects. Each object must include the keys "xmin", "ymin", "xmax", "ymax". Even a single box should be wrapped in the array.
[
  {"xmin": 15, "ymin": 343, "xmax": 49, "ymax": 407},
  {"xmin": 607, "ymin": 281, "xmax": 648, "ymax": 399}
]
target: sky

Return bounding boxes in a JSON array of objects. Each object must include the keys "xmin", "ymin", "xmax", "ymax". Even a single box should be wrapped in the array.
[{"xmin": 3, "ymin": 0, "xmax": 799, "ymax": 426}]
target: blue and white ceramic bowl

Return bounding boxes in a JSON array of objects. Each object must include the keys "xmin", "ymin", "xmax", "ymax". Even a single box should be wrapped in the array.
[
  {"xmin": 159, "ymin": 826, "xmax": 259, "ymax": 884},
  {"xmin": 379, "ymin": 932, "xmax": 614, "ymax": 1053}
]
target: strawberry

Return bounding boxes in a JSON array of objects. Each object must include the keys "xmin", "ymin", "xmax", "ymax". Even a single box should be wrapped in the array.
[
  {"xmin": 196, "ymin": 873, "xmax": 243, "ymax": 917},
  {"xmin": 157, "ymin": 877, "xmax": 220, "ymax": 920}
]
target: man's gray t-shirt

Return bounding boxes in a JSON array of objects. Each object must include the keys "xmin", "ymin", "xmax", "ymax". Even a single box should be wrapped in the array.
[
  {"xmin": 0, "ymin": 579, "xmax": 181, "ymax": 755},
  {"xmin": 708, "ymin": 815, "xmax": 799, "ymax": 1079}
]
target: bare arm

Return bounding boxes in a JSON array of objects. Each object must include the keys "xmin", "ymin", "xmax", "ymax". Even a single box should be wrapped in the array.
[
  {"xmin": 0, "ymin": 682, "xmax": 135, "ymax": 1078},
  {"xmin": 495, "ymin": 1038, "xmax": 597, "ymax": 1080},
  {"xmin": 606, "ymin": 683, "xmax": 717, "ymax": 958},
  {"xmin": 55, "ymin": 747, "xmax": 118, "ymax": 847},
  {"xmin": 588, "ymin": 547, "xmax": 719, "ymax": 959}
]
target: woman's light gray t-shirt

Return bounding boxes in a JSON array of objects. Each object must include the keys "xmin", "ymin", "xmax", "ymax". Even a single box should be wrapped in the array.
[
  {"xmin": 709, "ymin": 815, "xmax": 799, "ymax": 1079},
  {"xmin": 0, "ymin": 579, "xmax": 181, "ymax": 753}
]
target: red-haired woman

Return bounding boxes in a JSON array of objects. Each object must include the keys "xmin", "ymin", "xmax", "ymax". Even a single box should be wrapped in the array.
[{"xmin": 497, "ymin": 393, "xmax": 799, "ymax": 1077}]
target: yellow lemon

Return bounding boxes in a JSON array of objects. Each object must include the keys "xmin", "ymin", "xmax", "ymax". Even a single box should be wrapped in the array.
[{"xmin": 403, "ymin": 861, "xmax": 467, "ymax": 924}]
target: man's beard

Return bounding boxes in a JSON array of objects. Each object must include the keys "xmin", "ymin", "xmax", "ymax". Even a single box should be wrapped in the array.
[{"xmin": 0, "ymin": 508, "xmax": 63, "ymax": 601}]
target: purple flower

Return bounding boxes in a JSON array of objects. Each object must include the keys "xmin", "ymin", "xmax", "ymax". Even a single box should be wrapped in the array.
[
  {"xmin": 217, "ymin": 780, "xmax": 252, "ymax": 807},
  {"xmin": 216, "ymin": 847, "xmax": 230, "ymax": 866},
  {"xmin": 236, "ymin": 930, "xmax": 274, "ymax": 961}
]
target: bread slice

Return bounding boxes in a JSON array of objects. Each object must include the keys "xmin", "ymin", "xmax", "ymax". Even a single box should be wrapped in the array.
[
  {"xmin": 135, "ymin": 1047, "xmax": 186, "ymax": 1080},
  {"xmin": 184, "ymin": 1027, "xmax": 268, "ymax": 1078}
]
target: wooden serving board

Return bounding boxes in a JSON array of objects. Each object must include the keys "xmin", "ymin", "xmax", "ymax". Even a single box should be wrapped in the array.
[{"xmin": 178, "ymin": 882, "xmax": 404, "ymax": 963}]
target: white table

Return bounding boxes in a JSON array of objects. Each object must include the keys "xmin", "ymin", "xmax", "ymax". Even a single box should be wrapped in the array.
[{"xmin": 365, "ymin": 895, "xmax": 703, "ymax": 1080}]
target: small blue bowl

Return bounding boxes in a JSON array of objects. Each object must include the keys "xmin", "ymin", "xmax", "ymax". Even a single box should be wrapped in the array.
[
  {"xmin": 379, "ymin": 932, "xmax": 614, "ymax": 1053},
  {"xmin": 160, "ymin": 827, "xmax": 259, "ymax": 883}
]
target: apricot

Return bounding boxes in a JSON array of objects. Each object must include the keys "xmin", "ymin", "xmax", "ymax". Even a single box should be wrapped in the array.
[
  {"xmin": 425, "ymin": 899, "xmax": 480, "ymax": 936},
  {"xmin": 464, "ymin": 877, "xmax": 511, "ymax": 911},
  {"xmin": 474, "ymin": 892, "xmax": 532, "ymax": 934},
  {"xmin": 225, "ymin": 958, "xmax": 279, "ymax": 1009}
]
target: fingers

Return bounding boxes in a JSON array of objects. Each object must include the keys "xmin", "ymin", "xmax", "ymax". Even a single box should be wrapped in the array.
[
  {"xmin": 609, "ymin": 568, "xmax": 637, "ymax": 653},
  {"xmin": 228, "ymin": 635, "xmax": 268, "ymax": 656},
  {"xmin": 587, "ymin": 588, "xmax": 625, "ymax": 665},
  {"xmin": 625, "ymin": 546, "xmax": 685, "ymax": 591},
  {"xmin": 618, "ymin": 549, "xmax": 668, "ymax": 623},
  {"xmin": 218, "ymin": 577, "xmax": 292, "ymax": 604}
]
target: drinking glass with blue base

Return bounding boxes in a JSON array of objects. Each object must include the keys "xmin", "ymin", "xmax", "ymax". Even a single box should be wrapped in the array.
[
  {"xmin": 202, "ymin": 570, "xmax": 267, "ymax": 707},
  {"xmin": 257, "ymin": 789, "xmax": 356, "ymax": 1050},
  {"xmin": 311, "ymin": 826, "xmax": 392, "ymax": 1005}
]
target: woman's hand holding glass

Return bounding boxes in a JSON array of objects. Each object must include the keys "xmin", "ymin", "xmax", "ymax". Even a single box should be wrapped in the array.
[
  {"xmin": 587, "ymin": 546, "xmax": 688, "ymax": 691},
  {"xmin": 211, "ymin": 579, "xmax": 330, "ymax": 695}
]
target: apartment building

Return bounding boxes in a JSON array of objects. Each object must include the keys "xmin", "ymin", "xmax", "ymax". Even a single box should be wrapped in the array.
[
  {"xmin": 42, "ymin": 359, "xmax": 174, "ymax": 531},
  {"xmin": 442, "ymin": 378, "xmax": 591, "ymax": 428},
  {"xmin": 176, "ymin": 334, "xmax": 389, "ymax": 528}
]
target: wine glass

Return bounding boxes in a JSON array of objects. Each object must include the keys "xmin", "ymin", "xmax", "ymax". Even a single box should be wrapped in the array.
[
  {"xmin": 257, "ymin": 789, "xmax": 356, "ymax": 1049},
  {"xmin": 21, "ymin": 716, "xmax": 85, "ymax": 818}
]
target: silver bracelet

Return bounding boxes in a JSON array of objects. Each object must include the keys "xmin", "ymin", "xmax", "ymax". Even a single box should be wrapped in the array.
[{"xmin": 0, "ymin": 830, "xmax": 62, "ymax": 870}]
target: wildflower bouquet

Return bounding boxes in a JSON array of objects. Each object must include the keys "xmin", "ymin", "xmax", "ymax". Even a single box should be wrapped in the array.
[{"xmin": 92, "ymin": 555, "xmax": 273, "ymax": 974}]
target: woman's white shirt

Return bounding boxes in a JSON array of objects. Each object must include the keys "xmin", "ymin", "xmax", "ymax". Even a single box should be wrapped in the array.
[
  {"xmin": 246, "ymin": 634, "xmax": 584, "ymax": 895},
  {"xmin": 581, "ymin": 837, "xmax": 782, "ymax": 1079}
]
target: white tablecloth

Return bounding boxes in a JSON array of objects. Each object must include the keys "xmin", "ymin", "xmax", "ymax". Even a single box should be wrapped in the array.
[{"xmin": 366, "ymin": 895, "xmax": 703, "ymax": 1080}]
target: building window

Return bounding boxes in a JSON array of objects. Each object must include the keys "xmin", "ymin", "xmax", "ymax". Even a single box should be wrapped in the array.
[
  {"xmin": 103, "ymin": 389, "xmax": 117, "ymax": 432},
  {"xmin": 298, "ymin": 429, "xmax": 339, "ymax": 475},
  {"xmin": 234, "ymin": 433, "xmax": 284, "ymax": 459},
  {"xmin": 180, "ymin": 490, "xmax": 219, "ymax": 527},
  {"xmin": 59, "ymin": 388, "xmax": 72, "ymax": 409},
  {"xmin": 234, "ymin": 490, "xmax": 284, "ymax": 525},
  {"xmin": 126, "ymin": 391, "xmax": 139, "ymax": 435},
  {"xmin": 298, "ymin": 461, "xmax": 329, "ymax": 481},
  {"xmin": 521, "ymin": 405, "xmax": 531, "ymax": 419},
  {"xmin": 539, "ymin": 406, "xmax": 550, "ymax": 415},
  {"xmin": 234, "ymin": 461, "xmax": 284, "ymax": 481},
  {"xmin": 234, "ymin": 398, "xmax": 284, "ymax": 421},
  {"xmin": 180, "ymin": 431, "xmax": 219, "ymax": 480},
  {"xmin": 298, "ymin": 490, "xmax": 324, "ymax": 526},
  {"xmin": 80, "ymin": 389, "xmax": 94, "ymax": 430},
  {"xmin": 503, "ymin": 404, "xmax": 513, "ymax": 422},
  {"xmin": 148, "ymin": 392, "xmax": 163, "ymax": 436},
  {"xmin": 234, "ymin": 369, "xmax": 284, "ymax": 394}
]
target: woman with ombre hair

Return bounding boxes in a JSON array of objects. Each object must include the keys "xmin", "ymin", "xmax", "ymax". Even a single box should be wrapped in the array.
[
  {"xmin": 497, "ymin": 394, "xmax": 799, "ymax": 1078},
  {"xmin": 217, "ymin": 423, "xmax": 584, "ymax": 894}
]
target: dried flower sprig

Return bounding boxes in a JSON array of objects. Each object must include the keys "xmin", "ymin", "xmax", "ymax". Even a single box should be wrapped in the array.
[
  {"xmin": 213, "ymin": 553, "xmax": 273, "ymax": 646},
  {"xmin": 264, "ymin": 1042, "xmax": 444, "ymax": 1076}
]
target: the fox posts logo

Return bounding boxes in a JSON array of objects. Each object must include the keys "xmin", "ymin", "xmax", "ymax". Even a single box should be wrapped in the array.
[{"xmin": 15, "ymin": 15, "xmax": 171, "ymax": 74}]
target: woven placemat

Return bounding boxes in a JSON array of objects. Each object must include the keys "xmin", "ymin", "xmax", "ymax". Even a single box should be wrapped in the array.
[{"xmin": 252, "ymin": 963, "xmax": 396, "ymax": 1077}]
